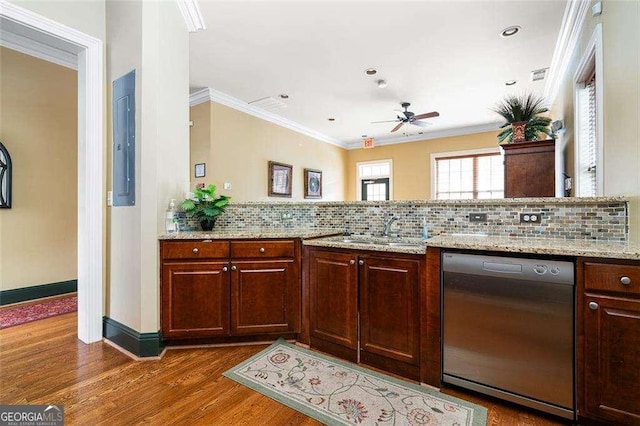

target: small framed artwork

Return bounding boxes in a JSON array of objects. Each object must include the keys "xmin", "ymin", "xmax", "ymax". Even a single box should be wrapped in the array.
[
  {"xmin": 194, "ymin": 163, "xmax": 206, "ymax": 178},
  {"xmin": 268, "ymin": 161, "xmax": 292, "ymax": 197},
  {"xmin": 304, "ymin": 168, "xmax": 322, "ymax": 199}
]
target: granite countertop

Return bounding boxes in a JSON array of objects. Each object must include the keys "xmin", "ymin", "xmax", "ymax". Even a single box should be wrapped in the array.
[
  {"xmin": 426, "ymin": 235, "xmax": 640, "ymax": 260},
  {"xmin": 303, "ymin": 235, "xmax": 428, "ymax": 255},
  {"xmin": 159, "ymin": 227, "xmax": 342, "ymax": 240}
]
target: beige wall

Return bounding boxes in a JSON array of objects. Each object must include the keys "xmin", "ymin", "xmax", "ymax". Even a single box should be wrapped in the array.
[
  {"xmin": 190, "ymin": 101, "xmax": 348, "ymax": 202},
  {"xmin": 554, "ymin": 0, "xmax": 640, "ymax": 242},
  {"xmin": 0, "ymin": 47, "xmax": 78, "ymax": 291},
  {"xmin": 106, "ymin": 1, "xmax": 190, "ymax": 333},
  {"xmin": 345, "ymin": 131, "xmax": 500, "ymax": 200},
  {"xmin": 189, "ymin": 102, "xmax": 211, "ymax": 188}
]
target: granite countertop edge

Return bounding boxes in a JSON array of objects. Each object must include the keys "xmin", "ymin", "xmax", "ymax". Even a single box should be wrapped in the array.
[{"xmin": 425, "ymin": 235, "xmax": 640, "ymax": 260}]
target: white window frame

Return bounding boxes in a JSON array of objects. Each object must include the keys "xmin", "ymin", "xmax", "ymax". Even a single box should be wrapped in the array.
[
  {"xmin": 356, "ymin": 159, "xmax": 393, "ymax": 200},
  {"xmin": 573, "ymin": 23, "xmax": 604, "ymax": 196},
  {"xmin": 430, "ymin": 147, "xmax": 502, "ymax": 199}
]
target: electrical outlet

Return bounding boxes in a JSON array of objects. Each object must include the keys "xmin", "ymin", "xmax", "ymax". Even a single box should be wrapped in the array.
[
  {"xmin": 469, "ymin": 213, "xmax": 487, "ymax": 222},
  {"xmin": 281, "ymin": 212, "xmax": 293, "ymax": 220},
  {"xmin": 520, "ymin": 213, "xmax": 542, "ymax": 223}
]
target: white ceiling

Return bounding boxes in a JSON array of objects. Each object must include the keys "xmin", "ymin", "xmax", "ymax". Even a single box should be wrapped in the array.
[{"xmin": 189, "ymin": 1, "xmax": 568, "ymax": 148}]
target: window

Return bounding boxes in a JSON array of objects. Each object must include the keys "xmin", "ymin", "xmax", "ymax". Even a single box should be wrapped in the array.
[
  {"xmin": 574, "ymin": 24, "xmax": 603, "ymax": 197},
  {"xmin": 432, "ymin": 149, "xmax": 503, "ymax": 199},
  {"xmin": 357, "ymin": 159, "xmax": 392, "ymax": 200}
]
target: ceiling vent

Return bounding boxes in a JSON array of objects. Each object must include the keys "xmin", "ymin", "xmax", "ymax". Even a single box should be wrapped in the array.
[
  {"xmin": 530, "ymin": 68, "xmax": 548, "ymax": 82},
  {"xmin": 248, "ymin": 96, "xmax": 287, "ymax": 111}
]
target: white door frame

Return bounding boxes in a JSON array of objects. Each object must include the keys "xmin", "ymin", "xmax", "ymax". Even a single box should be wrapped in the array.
[{"xmin": 1, "ymin": 0, "xmax": 104, "ymax": 343}]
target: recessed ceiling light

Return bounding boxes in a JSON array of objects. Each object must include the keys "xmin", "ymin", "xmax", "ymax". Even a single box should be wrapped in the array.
[
  {"xmin": 365, "ymin": 68, "xmax": 378, "ymax": 76},
  {"xmin": 328, "ymin": 118, "xmax": 335, "ymax": 121},
  {"xmin": 377, "ymin": 79, "xmax": 387, "ymax": 88},
  {"xmin": 279, "ymin": 94, "xmax": 289, "ymax": 99},
  {"xmin": 505, "ymin": 80, "xmax": 517, "ymax": 86},
  {"xmin": 500, "ymin": 25, "xmax": 521, "ymax": 37}
]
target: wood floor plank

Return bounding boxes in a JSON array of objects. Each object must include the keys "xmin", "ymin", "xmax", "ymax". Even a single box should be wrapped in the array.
[{"xmin": 0, "ymin": 312, "xmax": 570, "ymax": 425}]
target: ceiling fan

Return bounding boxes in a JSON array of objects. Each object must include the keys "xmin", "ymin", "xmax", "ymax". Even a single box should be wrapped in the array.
[{"xmin": 372, "ymin": 102, "xmax": 440, "ymax": 133}]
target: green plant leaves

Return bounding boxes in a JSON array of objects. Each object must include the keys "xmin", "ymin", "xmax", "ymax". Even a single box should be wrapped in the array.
[
  {"xmin": 181, "ymin": 185, "xmax": 231, "ymax": 220},
  {"xmin": 492, "ymin": 93, "xmax": 552, "ymax": 143}
]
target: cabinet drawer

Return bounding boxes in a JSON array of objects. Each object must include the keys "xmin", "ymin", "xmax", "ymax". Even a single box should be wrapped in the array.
[
  {"xmin": 584, "ymin": 262, "xmax": 640, "ymax": 296},
  {"xmin": 162, "ymin": 241, "xmax": 229, "ymax": 260},
  {"xmin": 230, "ymin": 240, "xmax": 295, "ymax": 258}
]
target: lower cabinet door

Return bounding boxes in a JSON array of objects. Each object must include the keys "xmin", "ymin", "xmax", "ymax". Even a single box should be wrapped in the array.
[
  {"xmin": 230, "ymin": 260, "xmax": 299, "ymax": 335},
  {"xmin": 583, "ymin": 294, "xmax": 640, "ymax": 424},
  {"xmin": 359, "ymin": 255, "xmax": 420, "ymax": 367},
  {"xmin": 309, "ymin": 250, "xmax": 358, "ymax": 355},
  {"xmin": 161, "ymin": 262, "xmax": 230, "ymax": 338}
]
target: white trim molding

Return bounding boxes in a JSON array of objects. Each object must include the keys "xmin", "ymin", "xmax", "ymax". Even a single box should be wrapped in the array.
[
  {"xmin": 573, "ymin": 23, "xmax": 604, "ymax": 197},
  {"xmin": 0, "ymin": 28, "xmax": 77, "ymax": 69},
  {"xmin": 176, "ymin": 0, "xmax": 206, "ymax": 32},
  {"xmin": 0, "ymin": 0, "xmax": 105, "ymax": 344},
  {"xmin": 544, "ymin": 0, "xmax": 592, "ymax": 106},
  {"xmin": 189, "ymin": 87, "xmax": 345, "ymax": 148}
]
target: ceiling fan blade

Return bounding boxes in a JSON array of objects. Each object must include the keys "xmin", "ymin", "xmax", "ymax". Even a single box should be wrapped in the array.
[
  {"xmin": 371, "ymin": 119, "xmax": 401, "ymax": 124},
  {"xmin": 411, "ymin": 120, "xmax": 432, "ymax": 128},
  {"xmin": 391, "ymin": 122, "xmax": 404, "ymax": 133},
  {"xmin": 393, "ymin": 109, "xmax": 407, "ymax": 120},
  {"xmin": 413, "ymin": 111, "xmax": 439, "ymax": 120}
]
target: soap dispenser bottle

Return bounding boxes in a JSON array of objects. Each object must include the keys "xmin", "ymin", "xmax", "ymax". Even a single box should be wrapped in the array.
[{"xmin": 165, "ymin": 199, "xmax": 178, "ymax": 233}]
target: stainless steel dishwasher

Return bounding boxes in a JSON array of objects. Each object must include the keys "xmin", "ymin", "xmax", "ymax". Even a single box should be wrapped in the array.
[{"xmin": 442, "ymin": 252, "xmax": 575, "ymax": 420}]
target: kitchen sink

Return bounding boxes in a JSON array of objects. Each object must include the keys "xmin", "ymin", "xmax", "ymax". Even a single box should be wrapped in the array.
[
  {"xmin": 340, "ymin": 238, "xmax": 375, "ymax": 244},
  {"xmin": 384, "ymin": 242, "xmax": 423, "ymax": 248}
]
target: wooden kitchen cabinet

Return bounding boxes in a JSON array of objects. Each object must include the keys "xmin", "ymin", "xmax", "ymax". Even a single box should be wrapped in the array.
[
  {"xmin": 309, "ymin": 249, "xmax": 359, "ymax": 362},
  {"xmin": 161, "ymin": 239, "xmax": 301, "ymax": 342},
  {"xmin": 579, "ymin": 260, "xmax": 640, "ymax": 424},
  {"xmin": 308, "ymin": 247, "xmax": 423, "ymax": 379},
  {"xmin": 360, "ymin": 254, "xmax": 421, "ymax": 380}
]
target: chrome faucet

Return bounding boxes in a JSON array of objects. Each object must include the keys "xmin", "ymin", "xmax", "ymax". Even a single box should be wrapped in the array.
[{"xmin": 382, "ymin": 216, "xmax": 398, "ymax": 237}]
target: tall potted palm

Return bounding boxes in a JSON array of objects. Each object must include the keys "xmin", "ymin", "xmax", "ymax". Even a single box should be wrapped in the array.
[{"xmin": 492, "ymin": 93, "xmax": 552, "ymax": 144}]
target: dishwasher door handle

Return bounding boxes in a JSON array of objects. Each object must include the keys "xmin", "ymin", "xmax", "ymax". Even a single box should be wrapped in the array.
[{"xmin": 482, "ymin": 262, "xmax": 523, "ymax": 274}]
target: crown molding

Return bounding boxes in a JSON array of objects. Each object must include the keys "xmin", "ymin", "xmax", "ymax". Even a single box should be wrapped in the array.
[
  {"xmin": 343, "ymin": 122, "xmax": 502, "ymax": 150},
  {"xmin": 0, "ymin": 28, "xmax": 77, "ymax": 69},
  {"xmin": 544, "ymin": 0, "xmax": 591, "ymax": 105},
  {"xmin": 176, "ymin": 0, "xmax": 206, "ymax": 32},
  {"xmin": 189, "ymin": 88, "xmax": 346, "ymax": 148}
]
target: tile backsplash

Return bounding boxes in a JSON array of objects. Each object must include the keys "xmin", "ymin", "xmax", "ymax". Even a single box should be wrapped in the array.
[{"xmin": 185, "ymin": 197, "xmax": 628, "ymax": 241}]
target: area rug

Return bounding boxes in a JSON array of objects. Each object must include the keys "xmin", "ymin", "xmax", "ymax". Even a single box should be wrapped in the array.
[
  {"xmin": 224, "ymin": 339, "xmax": 487, "ymax": 425},
  {"xmin": 0, "ymin": 295, "xmax": 77, "ymax": 329}
]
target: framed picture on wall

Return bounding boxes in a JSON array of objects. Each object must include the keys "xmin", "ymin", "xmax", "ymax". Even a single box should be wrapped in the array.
[
  {"xmin": 194, "ymin": 163, "xmax": 206, "ymax": 178},
  {"xmin": 304, "ymin": 168, "xmax": 322, "ymax": 199},
  {"xmin": 268, "ymin": 161, "xmax": 292, "ymax": 197}
]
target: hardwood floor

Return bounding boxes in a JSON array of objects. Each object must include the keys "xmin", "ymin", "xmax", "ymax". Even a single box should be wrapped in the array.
[{"xmin": 0, "ymin": 312, "xmax": 571, "ymax": 425}]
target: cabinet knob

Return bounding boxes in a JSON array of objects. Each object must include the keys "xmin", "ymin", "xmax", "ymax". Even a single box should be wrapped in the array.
[
  {"xmin": 231, "ymin": 265, "xmax": 237, "ymax": 271},
  {"xmin": 259, "ymin": 247, "xmax": 265, "ymax": 253},
  {"xmin": 588, "ymin": 301, "xmax": 599, "ymax": 310},
  {"xmin": 349, "ymin": 259, "xmax": 355, "ymax": 265},
  {"xmin": 620, "ymin": 276, "xmax": 631, "ymax": 285},
  {"xmin": 222, "ymin": 266, "xmax": 228, "ymax": 272},
  {"xmin": 192, "ymin": 248, "xmax": 199, "ymax": 254},
  {"xmin": 358, "ymin": 260, "xmax": 364, "ymax": 266}
]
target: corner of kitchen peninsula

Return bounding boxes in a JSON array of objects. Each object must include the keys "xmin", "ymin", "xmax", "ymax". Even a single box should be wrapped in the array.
[{"xmin": 159, "ymin": 196, "xmax": 640, "ymax": 424}]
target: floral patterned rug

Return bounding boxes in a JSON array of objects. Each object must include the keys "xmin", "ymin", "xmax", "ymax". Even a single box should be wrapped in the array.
[
  {"xmin": 0, "ymin": 295, "xmax": 77, "ymax": 329},
  {"xmin": 224, "ymin": 339, "xmax": 487, "ymax": 425}
]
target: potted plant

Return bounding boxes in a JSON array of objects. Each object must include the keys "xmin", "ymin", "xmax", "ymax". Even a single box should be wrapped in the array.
[
  {"xmin": 492, "ymin": 93, "xmax": 552, "ymax": 144},
  {"xmin": 181, "ymin": 184, "xmax": 230, "ymax": 231}
]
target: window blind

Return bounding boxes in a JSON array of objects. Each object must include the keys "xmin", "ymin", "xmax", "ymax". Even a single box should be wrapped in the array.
[
  {"xmin": 435, "ymin": 153, "xmax": 503, "ymax": 199},
  {"xmin": 577, "ymin": 74, "xmax": 597, "ymax": 196}
]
